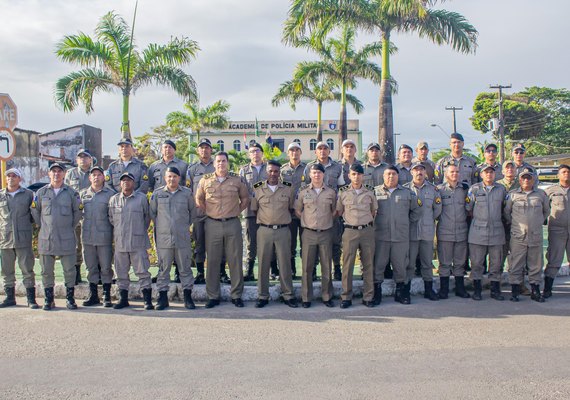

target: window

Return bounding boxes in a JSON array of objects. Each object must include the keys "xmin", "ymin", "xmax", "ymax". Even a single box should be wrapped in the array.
[
  {"xmin": 233, "ymin": 139, "xmax": 241, "ymax": 152},
  {"xmin": 293, "ymin": 138, "xmax": 301, "ymax": 145},
  {"xmin": 309, "ymin": 139, "xmax": 317, "ymax": 151},
  {"xmin": 217, "ymin": 140, "xmax": 225, "ymax": 151},
  {"xmin": 326, "ymin": 138, "xmax": 335, "ymax": 151}
]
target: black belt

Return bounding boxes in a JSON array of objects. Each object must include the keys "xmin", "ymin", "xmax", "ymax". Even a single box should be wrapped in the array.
[
  {"xmin": 305, "ymin": 227, "xmax": 330, "ymax": 233},
  {"xmin": 208, "ymin": 216, "xmax": 237, "ymax": 222},
  {"xmin": 344, "ymin": 222, "xmax": 373, "ymax": 230},
  {"xmin": 259, "ymin": 224, "xmax": 288, "ymax": 230}
]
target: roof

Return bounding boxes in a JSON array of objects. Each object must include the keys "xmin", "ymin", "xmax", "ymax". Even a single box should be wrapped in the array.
[{"xmin": 525, "ymin": 153, "xmax": 570, "ymax": 162}]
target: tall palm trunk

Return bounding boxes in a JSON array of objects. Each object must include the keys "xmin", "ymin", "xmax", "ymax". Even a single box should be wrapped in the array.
[
  {"xmin": 378, "ymin": 32, "xmax": 394, "ymax": 164},
  {"xmin": 338, "ymin": 80, "xmax": 348, "ymax": 157},
  {"xmin": 317, "ymin": 101, "xmax": 323, "ymax": 142},
  {"xmin": 122, "ymin": 91, "xmax": 131, "ymax": 139}
]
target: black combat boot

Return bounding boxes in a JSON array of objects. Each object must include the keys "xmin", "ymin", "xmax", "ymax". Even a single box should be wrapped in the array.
[
  {"xmin": 454, "ymin": 276, "xmax": 471, "ymax": 298},
  {"xmin": 530, "ymin": 284, "xmax": 545, "ymax": 303},
  {"xmin": 401, "ymin": 282, "xmax": 411, "ymax": 305},
  {"xmin": 155, "ymin": 291, "xmax": 169, "ymax": 310},
  {"xmin": 438, "ymin": 277, "xmax": 449, "ymax": 299},
  {"xmin": 490, "ymin": 281, "xmax": 504, "ymax": 301},
  {"xmin": 333, "ymin": 264, "xmax": 342, "ymax": 281},
  {"xmin": 194, "ymin": 262, "xmax": 206, "ymax": 284},
  {"xmin": 43, "ymin": 287, "xmax": 55, "ymax": 311},
  {"xmin": 113, "ymin": 289, "xmax": 130, "ymax": 309},
  {"xmin": 543, "ymin": 276, "xmax": 554, "ymax": 299},
  {"xmin": 472, "ymin": 280, "xmax": 482, "ymax": 301},
  {"xmin": 270, "ymin": 260, "xmax": 279, "ymax": 280},
  {"xmin": 26, "ymin": 287, "xmax": 39, "ymax": 309},
  {"xmin": 0, "ymin": 286, "xmax": 16, "ymax": 308},
  {"xmin": 66, "ymin": 287, "xmax": 78, "ymax": 310},
  {"xmin": 244, "ymin": 260, "xmax": 256, "ymax": 282},
  {"xmin": 83, "ymin": 283, "xmax": 101, "ymax": 306},
  {"xmin": 384, "ymin": 263, "xmax": 393, "ymax": 279},
  {"xmin": 75, "ymin": 265, "xmax": 83, "ymax": 284},
  {"xmin": 184, "ymin": 289, "xmax": 196, "ymax": 310},
  {"xmin": 102, "ymin": 283, "xmax": 113, "ymax": 308},
  {"xmin": 424, "ymin": 280, "xmax": 439, "ymax": 301},
  {"xmin": 142, "ymin": 288, "xmax": 154, "ymax": 310},
  {"xmin": 373, "ymin": 282, "xmax": 383, "ymax": 305},
  {"xmin": 510, "ymin": 284, "xmax": 520, "ymax": 302}
]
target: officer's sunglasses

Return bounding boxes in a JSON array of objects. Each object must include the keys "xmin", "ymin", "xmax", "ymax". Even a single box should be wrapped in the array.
[{"xmin": 514, "ymin": 150, "xmax": 525, "ymax": 154}]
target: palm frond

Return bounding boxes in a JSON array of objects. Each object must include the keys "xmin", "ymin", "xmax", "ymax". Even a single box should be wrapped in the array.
[{"xmin": 54, "ymin": 69, "xmax": 114, "ymax": 113}]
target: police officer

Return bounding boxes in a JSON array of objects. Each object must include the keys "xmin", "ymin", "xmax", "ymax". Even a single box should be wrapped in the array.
[
  {"xmin": 0, "ymin": 168, "xmax": 37, "ymax": 309},
  {"xmin": 436, "ymin": 161, "xmax": 470, "ymax": 299},
  {"xmin": 108, "ymin": 172, "xmax": 153, "ymax": 310},
  {"xmin": 65, "ymin": 148, "xmax": 94, "ymax": 284},
  {"xmin": 373, "ymin": 166, "xmax": 422, "ymax": 305},
  {"xmin": 80, "ymin": 166, "xmax": 115, "ymax": 307},
  {"xmin": 405, "ymin": 163, "xmax": 442, "ymax": 301},
  {"xmin": 149, "ymin": 167, "xmax": 195, "ymax": 310},
  {"xmin": 466, "ymin": 165, "xmax": 507, "ymax": 301},
  {"xmin": 335, "ymin": 164, "xmax": 377, "ymax": 308},
  {"xmin": 251, "ymin": 160, "xmax": 297, "ymax": 308},
  {"xmin": 239, "ymin": 142, "xmax": 267, "ymax": 281},
  {"xmin": 196, "ymin": 151, "xmax": 250, "ymax": 309},
  {"xmin": 148, "ymin": 140, "xmax": 188, "ymax": 192},
  {"xmin": 295, "ymin": 163, "xmax": 337, "ymax": 308},
  {"xmin": 497, "ymin": 160, "xmax": 519, "ymax": 192},
  {"xmin": 504, "ymin": 168, "xmax": 549, "ymax": 302},
  {"xmin": 105, "ymin": 138, "xmax": 149, "ymax": 194},
  {"xmin": 395, "ymin": 144, "xmax": 413, "ymax": 185},
  {"xmin": 363, "ymin": 142, "xmax": 389, "ymax": 187},
  {"xmin": 511, "ymin": 143, "xmax": 535, "ymax": 175},
  {"xmin": 280, "ymin": 142, "xmax": 306, "ymax": 280},
  {"xmin": 476, "ymin": 143, "xmax": 503, "ymax": 182},
  {"xmin": 435, "ymin": 133, "xmax": 478, "ymax": 185},
  {"xmin": 412, "ymin": 141, "xmax": 436, "ymax": 183},
  {"xmin": 339, "ymin": 139, "xmax": 363, "ymax": 186},
  {"xmin": 31, "ymin": 163, "xmax": 82, "ymax": 310},
  {"xmin": 543, "ymin": 164, "xmax": 570, "ymax": 298}
]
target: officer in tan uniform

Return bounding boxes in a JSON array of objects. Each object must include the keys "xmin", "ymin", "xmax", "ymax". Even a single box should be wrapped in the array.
[
  {"xmin": 295, "ymin": 163, "xmax": 337, "ymax": 308},
  {"xmin": 504, "ymin": 168, "xmax": 549, "ymax": 302},
  {"xmin": 435, "ymin": 133, "xmax": 478, "ymax": 186},
  {"xmin": 0, "ymin": 168, "xmax": 37, "ymax": 309},
  {"xmin": 363, "ymin": 142, "xmax": 389, "ymax": 187},
  {"xmin": 466, "ymin": 165, "xmax": 507, "ymax": 301},
  {"xmin": 149, "ymin": 167, "xmax": 195, "ymax": 310},
  {"xmin": 544, "ymin": 164, "xmax": 570, "ymax": 298},
  {"xmin": 412, "ymin": 141, "xmax": 436, "ymax": 183},
  {"xmin": 497, "ymin": 161, "xmax": 519, "ymax": 192},
  {"xmin": 31, "ymin": 163, "xmax": 82, "ymax": 310},
  {"xmin": 335, "ymin": 164, "xmax": 377, "ymax": 308},
  {"xmin": 395, "ymin": 144, "xmax": 413, "ymax": 185},
  {"xmin": 251, "ymin": 160, "xmax": 297, "ymax": 308},
  {"xmin": 105, "ymin": 138, "xmax": 149, "ymax": 194},
  {"xmin": 79, "ymin": 166, "xmax": 115, "ymax": 307},
  {"xmin": 196, "ymin": 151, "xmax": 250, "ymax": 308}
]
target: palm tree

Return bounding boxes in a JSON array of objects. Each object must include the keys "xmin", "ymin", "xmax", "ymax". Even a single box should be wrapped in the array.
[
  {"xmin": 283, "ymin": 0, "xmax": 478, "ymax": 163},
  {"xmin": 54, "ymin": 11, "xmax": 200, "ymax": 140},
  {"xmin": 166, "ymin": 99, "xmax": 231, "ymax": 143},
  {"xmin": 272, "ymin": 74, "xmax": 363, "ymax": 141}
]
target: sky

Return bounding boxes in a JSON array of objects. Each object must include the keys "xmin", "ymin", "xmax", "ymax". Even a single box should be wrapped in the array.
[{"xmin": 1, "ymin": 0, "xmax": 569, "ymax": 156}]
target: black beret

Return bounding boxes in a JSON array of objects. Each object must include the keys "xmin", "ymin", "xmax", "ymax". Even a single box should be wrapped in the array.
[
  {"xmin": 450, "ymin": 133, "xmax": 464, "ymax": 141},
  {"xmin": 165, "ymin": 167, "xmax": 180, "ymax": 176},
  {"xmin": 163, "ymin": 140, "xmax": 176, "ymax": 150},
  {"xmin": 309, "ymin": 163, "xmax": 325, "ymax": 173}
]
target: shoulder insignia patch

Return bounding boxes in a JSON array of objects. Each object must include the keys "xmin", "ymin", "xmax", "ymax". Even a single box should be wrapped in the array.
[
  {"xmin": 186, "ymin": 179, "xmax": 191, "ymax": 187},
  {"xmin": 434, "ymin": 169, "xmax": 440, "ymax": 177},
  {"xmin": 142, "ymin": 175, "xmax": 149, "ymax": 181},
  {"xmin": 79, "ymin": 203, "xmax": 84, "ymax": 210},
  {"xmin": 282, "ymin": 181, "xmax": 292, "ymax": 187},
  {"xmin": 465, "ymin": 196, "xmax": 471, "ymax": 203},
  {"xmin": 203, "ymin": 173, "xmax": 214, "ymax": 179},
  {"xmin": 339, "ymin": 184, "xmax": 350, "ymax": 192},
  {"xmin": 31, "ymin": 201, "xmax": 36, "ymax": 208},
  {"xmin": 365, "ymin": 184, "xmax": 375, "ymax": 191},
  {"xmin": 104, "ymin": 174, "xmax": 110, "ymax": 181},
  {"xmin": 253, "ymin": 181, "xmax": 264, "ymax": 189},
  {"xmin": 301, "ymin": 175, "xmax": 305, "ymax": 182},
  {"xmin": 299, "ymin": 184, "xmax": 310, "ymax": 191},
  {"xmin": 417, "ymin": 198, "xmax": 423, "ymax": 207}
]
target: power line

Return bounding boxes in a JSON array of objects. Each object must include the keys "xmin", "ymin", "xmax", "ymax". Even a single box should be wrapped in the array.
[
  {"xmin": 489, "ymin": 83, "xmax": 512, "ymax": 163},
  {"xmin": 445, "ymin": 106, "xmax": 463, "ymax": 133}
]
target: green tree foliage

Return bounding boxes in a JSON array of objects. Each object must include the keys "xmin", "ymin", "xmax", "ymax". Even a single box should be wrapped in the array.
[{"xmin": 166, "ymin": 99, "xmax": 231, "ymax": 143}]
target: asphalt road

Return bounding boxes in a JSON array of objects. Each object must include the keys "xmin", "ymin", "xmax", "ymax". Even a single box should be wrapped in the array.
[{"xmin": 2, "ymin": 278, "xmax": 570, "ymax": 400}]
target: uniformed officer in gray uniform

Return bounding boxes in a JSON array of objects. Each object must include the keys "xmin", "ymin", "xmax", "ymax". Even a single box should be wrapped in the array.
[
  {"xmin": 373, "ymin": 166, "xmax": 422, "ymax": 305},
  {"xmin": 466, "ymin": 165, "xmax": 507, "ymax": 301},
  {"xmin": 105, "ymin": 138, "xmax": 149, "ymax": 194},
  {"xmin": 148, "ymin": 140, "xmax": 188, "ymax": 193},
  {"xmin": 436, "ymin": 161, "xmax": 470, "ymax": 299},
  {"xmin": 108, "ymin": 172, "xmax": 153, "ymax": 310},
  {"xmin": 150, "ymin": 167, "xmax": 195, "ymax": 310},
  {"xmin": 543, "ymin": 164, "xmax": 570, "ymax": 298},
  {"xmin": 476, "ymin": 143, "xmax": 503, "ymax": 182},
  {"xmin": 395, "ymin": 144, "xmax": 413, "ymax": 185},
  {"xmin": 363, "ymin": 142, "xmax": 389, "ymax": 187},
  {"xmin": 79, "ymin": 166, "xmax": 115, "ymax": 308},
  {"xmin": 405, "ymin": 163, "xmax": 442, "ymax": 301},
  {"xmin": 0, "ymin": 168, "xmax": 37, "ymax": 309},
  {"xmin": 31, "ymin": 163, "xmax": 82, "ymax": 310},
  {"xmin": 65, "ymin": 148, "xmax": 94, "ymax": 284},
  {"xmin": 412, "ymin": 141, "xmax": 436, "ymax": 183},
  {"xmin": 504, "ymin": 168, "xmax": 549, "ymax": 302},
  {"xmin": 435, "ymin": 133, "xmax": 478, "ymax": 186}
]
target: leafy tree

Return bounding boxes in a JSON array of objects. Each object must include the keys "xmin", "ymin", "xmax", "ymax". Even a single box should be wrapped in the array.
[
  {"xmin": 166, "ymin": 99, "xmax": 231, "ymax": 144},
  {"xmin": 54, "ymin": 11, "xmax": 199, "ymax": 139},
  {"xmin": 430, "ymin": 147, "xmax": 481, "ymax": 164}
]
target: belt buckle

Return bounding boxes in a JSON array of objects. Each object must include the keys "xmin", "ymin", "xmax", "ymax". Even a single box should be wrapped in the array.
[
  {"xmin": 358, "ymin": 225, "xmax": 363, "ymax": 230},
  {"xmin": 272, "ymin": 225, "xmax": 278, "ymax": 230}
]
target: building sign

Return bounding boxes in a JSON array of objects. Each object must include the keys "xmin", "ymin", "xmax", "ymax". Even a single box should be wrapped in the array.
[{"xmin": 223, "ymin": 119, "xmax": 359, "ymax": 133}]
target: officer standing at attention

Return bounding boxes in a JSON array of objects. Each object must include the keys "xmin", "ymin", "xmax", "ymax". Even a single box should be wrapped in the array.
[
  {"xmin": 363, "ymin": 142, "xmax": 389, "ymax": 187},
  {"xmin": 105, "ymin": 138, "xmax": 149, "ymax": 194},
  {"xmin": 466, "ymin": 165, "xmax": 507, "ymax": 301},
  {"xmin": 149, "ymin": 167, "xmax": 196, "ymax": 310},
  {"xmin": 65, "ymin": 148, "xmax": 94, "ymax": 284},
  {"xmin": 0, "ymin": 168, "xmax": 37, "ymax": 309},
  {"xmin": 543, "ymin": 164, "xmax": 570, "ymax": 298},
  {"xmin": 335, "ymin": 164, "xmax": 377, "ymax": 308},
  {"xmin": 239, "ymin": 142, "xmax": 267, "ymax": 282},
  {"xmin": 395, "ymin": 144, "xmax": 414, "ymax": 185},
  {"xmin": 31, "ymin": 163, "xmax": 81, "ymax": 310},
  {"xmin": 196, "ymin": 152, "xmax": 250, "ymax": 309},
  {"xmin": 496, "ymin": 161, "xmax": 519, "ymax": 192},
  {"xmin": 435, "ymin": 133, "xmax": 477, "ymax": 186},
  {"xmin": 108, "ymin": 172, "xmax": 153, "ymax": 310},
  {"xmin": 280, "ymin": 142, "xmax": 306, "ymax": 280},
  {"xmin": 511, "ymin": 143, "xmax": 535, "ymax": 176},
  {"xmin": 373, "ymin": 166, "xmax": 422, "ymax": 305},
  {"xmin": 295, "ymin": 163, "xmax": 337, "ymax": 308},
  {"xmin": 412, "ymin": 141, "xmax": 436, "ymax": 183},
  {"xmin": 251, "ymin": 160, "xmax": 297, "ymax": 308},
  {"xmin": 79, "ymin": 166, "xmax": 115, "ymax": 308},
  {"xmin": 436, "ymin": 162, "xmax": 470, "ymax": 299},
  {"xmin": 504, "ymin": 168, "xmax": 549, "ymax": 302},
  {"xmin": 405, "ymin": 163, "xmax": 442, "ymax": 301},
  {"xmin": 476, "ymin": 143, "xmax": 503, "ymax": 182},
  {"xmin": 148, "ymin": 140, "xmax": 188, "ymax": 193},
  {"xmin": 339, "ymin": 139, "xmax": 362, "ymax": 186}
]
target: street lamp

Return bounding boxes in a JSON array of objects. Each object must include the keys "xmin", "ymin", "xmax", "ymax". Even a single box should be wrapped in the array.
[{"xmin": 430, "ymin": 123, "xmax": 450, "ymax": 138}]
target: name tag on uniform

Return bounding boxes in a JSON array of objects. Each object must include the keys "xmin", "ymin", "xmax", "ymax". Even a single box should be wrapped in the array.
[{"xmin": 376, "ymin": 194, "xmax": 388, "ymax": 200}]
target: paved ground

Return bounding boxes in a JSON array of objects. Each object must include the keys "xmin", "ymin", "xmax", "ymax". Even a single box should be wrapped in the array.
[{"xmin": 1, "ymin": 278, "xmax": 570, "ymax": 400}]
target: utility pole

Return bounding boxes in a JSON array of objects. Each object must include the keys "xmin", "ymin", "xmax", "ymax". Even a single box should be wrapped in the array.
[
  {"xmin": 489, "ymin": 84, "xmax": 512, "ymax": 163},
  {"xmin": 445, "ymin": 106, "xmax": 463, "ymax": 133}
]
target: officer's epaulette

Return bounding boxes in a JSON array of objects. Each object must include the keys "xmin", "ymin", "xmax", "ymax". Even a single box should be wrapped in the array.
[
  {"xmin": 203, "ymin": 172, "xmax": 215, "ymax": 179},
  {"xmin": 282, "ymin": 181, "xmax": 292, "ymax": 187},
  {"xmin": 364, "ymin": 184, "xmax": 374, "ymax": 191},
  {"xmin": 253, "ymin": 181, "xmax": 264, "ymax": 189},
  {"xmin": 299, "ymin": 184, "xmax": 310, "ymax": 191},
  {"xmin": 339, "ymin": 184, "xmax": 350, "ymax": 192}
]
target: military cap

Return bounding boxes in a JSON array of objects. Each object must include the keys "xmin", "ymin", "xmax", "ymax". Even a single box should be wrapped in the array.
[
  {"xmin": 163, "ymin": 139, "xmax": 176, "ymax": 150},
  {"xmin": 416, "ymin": 141, "xmax": 429, "ymax": 150},
  {"xmin": 249, "ymin": 142, "xmax": 263, "ymax": 151},
  {"xmin": 89, "ymin": 166, "xmax": 104, "ymax": 174},
  {"xmin": 5, "ymin": 167, "xmax": 22, "ymax": 177},
  {"xmin": 198, "ymin": 138, "xmax": 212, "ymax": 148},
  {"xmin": 484, "ymin": 143, "xmax": 498, "ymax": 151},
  {"xmin": 117, "ymin": 137, "xmax": 133, "ymax": 146},
  {"xmin": 480, "ymin": 164, "xmax": 495, "ymax": 173},
  {"xmin": 49, "ymin": 163, "xmax": 66, "ymax": 171},
  {"xmin": 119, "ymin": 172, "xmax": 135, "ymax": 181},
  {"xmin": 287, "ymin": 142, "xmax": 301, "ymax": 151},
  {"xmin": 315, "ymin": 141, "xmax": 329, "ymax": 149},
  {"xmin": 411, "ymin": 162, "xmax": 426, "ymax": 170},
  {"xmin": 367, "ymin": 142, "xmax": 381, "ymax": 151},
  {"xmin": 342, "ymin": 139, "xmax": 356, "ymax": 147},
  {"xmin": 76, "ymin": 148, "xmax": 93, "ymax": 158},
  {"xmin": 518, "ymin": 167, "xmax": 535, "ymax": 178}
]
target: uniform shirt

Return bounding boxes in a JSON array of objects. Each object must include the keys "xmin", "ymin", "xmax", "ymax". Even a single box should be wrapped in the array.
[
  {"xmin": 251, "ymin": 181, "xmax": 295, "ymax": 225},
  {"xmin": 404, "ymin": 181, "xmax": 442, "ymax": 241},
  {"xmin": 149, "ymin": 185, "xmax": 194, "ymax": 249},
  {"xmin": 363, "ymin": 161, "xmax": 389, "ymax": 187},
  {"xmin": 148, "ymin": 157, "xmax": 189, "ymax": 192},
  {"xmin": 339, "ymin": 158, "xmax": 363, "ymax": 185},
  {"xmin": 294, "ymin": 184, "xmax": 337, "ymax": 230},
  {"xmin": 64, "ymin": 167, "xmax": 91, "ymax": 192},
  {"xmin": 105, "ymin": 157, "xmax": 149, "ymax": 194},
  {"xmin": 476, "ymin": 162, "xmax": 504, "ymax": 182},
  {"xmin": 436, "ymin": 182, "xmax": 469, "ymax": 242},
  {"xmin": 187, "ymin": 159, "xmax": 215, "ymax": 219},
  {"xmin": 336, "ymin": 184, "xmax": 377, "ymax": 226},
  {"xmin": 79, "ymin": 186, "xmax": 115, "ymax": 246},
  {"xmin": 239, "ymin": 162, "xmax": 268, "ymax": 218},
  {"xmin": 465, "ymin": 183, "xmax": 507, "ymax": 246},
  {"xmin": 411, "ymin": 157, "xmax": 436, "ymax": 183},
  {"xmin": 504, "ymin": 187, "xmax": 549, "ymax": 246},
  {"xmin": 280, "ymin": 161, "xmax": 306, "ymax": 220},
  {"xmin": 512, "ymin": 160, "xmax": 538, "ymax": 189},
  {"xmin": 108, "ymin": 191, "xmax": 151, "ymax": 252},
  {"xmin": 31, "ymin": 185, "xmax": 81, "ymax": 255},
  {"xmin": 0, "ymin": 187, "xmax": 34, "ymax": 249},
  {"xmin": 545, "ymin": 184, "xmax": 570, "ymax": 233},
  {"xmin": 435, "ymin": 154, "xmax": 478, "ymax": 186},
  {"xmin": 195, "ymin": 172, "xmax": 249, "ymax": 220},
  {"xmin": 303, "ymin": 158, "xmax": 344, "ymax": 191},
  {"xmin": 497, "ymin": 177, "xmax": 519, "ymax": 193},
  {"xmin": 374, "ymin": 184, "xmax": 422, "ymax": 242},
  {"xmin": 395, "ymin": 163, "xmax": 413, "ymax": 185}
]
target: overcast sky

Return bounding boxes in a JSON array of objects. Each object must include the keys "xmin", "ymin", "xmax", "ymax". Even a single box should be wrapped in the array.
[{"xmin": 1, "ymin": 0, "xmax": 568, "ymax": 156}]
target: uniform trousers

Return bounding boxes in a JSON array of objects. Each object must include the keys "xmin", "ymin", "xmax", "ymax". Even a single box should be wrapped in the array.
[
  {"xmin": 508, "ymin": 241, "xmax": 543, "ymax": 285},
  {"xmin": 257, "ymin": 226, "xmax": 293, "ymax": 300},
  {"xmin": 469, "ymin": 244, "xmax": 502, "ymax": 282},
  {"xmin": 437, "ymin": 241, "xmax": 467, "ymax": 277},
  {"xmin": 341, "ymin": 226, "xmax": 374, "ymax": 302},
  {"xmin": 75, "ymin": 225, "xmax": 83, "ymax": 266},
  {"xmin": 301, "ymin": 228, "xmax": 333, "ymax": 302},
  {"xmin": 545, "ymin": 230, "xmax": 570, "ymax": 279},
  {"xmin": 1, "ymin": 247, "xmax": 35, "ymax": 288},
  {"xmin": 374, "ymin": 240, "xmax": 409, "ymax": 284},
  {"xmin": 40, "ymin": 254, "xmax": 76, "ymax": 288},
  {"xmin": 409, "ymin": 240, "xmax": 435, "ymax": 282},
  {"xmin": 114, "ymin": 249, "xmax": 151, "ymax": 291},
  {"xmin": 156, "ymin": 247, "xmax": 194, "ymax": 292},
  {"xmin": 245, "ymin": 216, "xmax": 259, "ymax": 263},
  {"xmin": 192, "ymin": 216, "xmax": 207, "ymax": 264},
  {"xmin": 83, "ymin": 244, "xmax": 114, "ymax": 284},
  {"xmin": 289, "ymin": 218, "xmax": 303, "ymax": 262}
]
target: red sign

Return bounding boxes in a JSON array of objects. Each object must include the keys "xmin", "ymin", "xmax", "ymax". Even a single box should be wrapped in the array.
[{"xmin": 0, "ymin": 93, "xmax": 18, "ymax": 132}]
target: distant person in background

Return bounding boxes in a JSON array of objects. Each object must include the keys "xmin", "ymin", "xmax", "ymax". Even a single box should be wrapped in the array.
[
  {"xmin": 395, "ymin": 144, "xmax": 413, "ymax": 185},
  {"xmin": 477, "ymin": 143, "xmax": 503, "ymax": 182},
  {"xmin": 363, "ymin": 142, "xmax": 389, "ymax": 187},
  {"xmin": 435, "ymin": 133, "xmax": 477, "ymax": 186},
  {"xmin": 105, "ymin": 138, "xmax": 149, "ymax": 194},
  {"xmin": 412, "ymin": 141, "xmax": 436, "ymax": 183}
]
